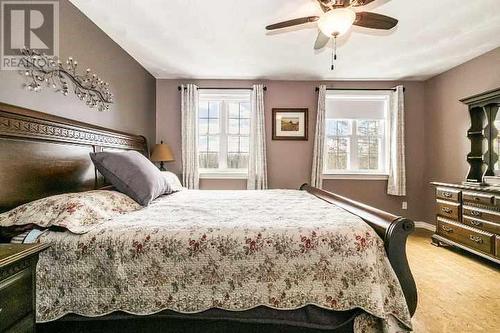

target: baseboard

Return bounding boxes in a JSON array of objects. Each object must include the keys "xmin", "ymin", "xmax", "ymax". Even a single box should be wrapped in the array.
[{"xmin": 414, "ymin": 221, "xmax": 436, "ymax": 232}]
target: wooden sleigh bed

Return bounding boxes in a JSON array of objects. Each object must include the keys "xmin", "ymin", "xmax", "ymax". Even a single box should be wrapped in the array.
[{"xmin": 0, "ymin": 102, "xmax": 417, "ymax": 332}]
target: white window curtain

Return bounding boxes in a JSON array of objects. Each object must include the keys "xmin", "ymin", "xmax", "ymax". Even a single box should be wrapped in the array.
[
  {"xmin": 387, "ymin": 85, "xmax": 406, "ymax": 196},
  {"xmin": 247, "ymin": 84, "xmax": 268, "ymax": 190},
  {"xmin": 311, "ymin": 85, "xmax": 327, "ymax": 188},
  {"xmin": 181, "ymin": 84, "xmax": 200, "ymax": 189}
]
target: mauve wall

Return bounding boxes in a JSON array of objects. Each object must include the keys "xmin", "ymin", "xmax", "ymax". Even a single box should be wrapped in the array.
[
  {"xmin": 0, "ymin": 0, "xmax": 156, "ymax": 145},
  {"xmin": 156, "ymin": 79, "xmax": 426, "ymax": 221},
  {"xmin": 422, "ymin": 47, "xmax": 500, "ymax": 224}
]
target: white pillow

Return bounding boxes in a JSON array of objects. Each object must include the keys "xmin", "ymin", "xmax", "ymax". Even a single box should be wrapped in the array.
[{"xmin": 162, "ymin": 171, "xmax": 183, "ymax": 192}]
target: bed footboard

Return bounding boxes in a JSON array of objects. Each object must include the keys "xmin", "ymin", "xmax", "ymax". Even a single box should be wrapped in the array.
[{"xmin": 300, "ymin": 184, "xmax": 417, "ymax": 316}]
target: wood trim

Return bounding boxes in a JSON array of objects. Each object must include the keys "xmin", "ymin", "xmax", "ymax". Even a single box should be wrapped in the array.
[
  {"xmin": 300, "ymin": 184, "xmax": 418, "ymax": 317},
  {"xmin": 459, "ymin": 87, "xmax": 500, "ymax": 106},
  {"xmin": 0, "ymin": 244, "xmax": 50, "ymax": 268},
  {"xmin": 0, "ymin": 102, "xmax": 147, "ymax": 151}
]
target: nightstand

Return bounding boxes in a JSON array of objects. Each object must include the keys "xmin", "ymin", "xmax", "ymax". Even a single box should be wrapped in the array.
[{"xmin": 0, "ymin": 243, "xmax": 50, "ymax": 332}]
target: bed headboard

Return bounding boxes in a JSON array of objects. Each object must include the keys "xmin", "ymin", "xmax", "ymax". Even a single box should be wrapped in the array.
[{"xmin": 0, "ymin": 102, "xmax": 148, "ymax": 213}]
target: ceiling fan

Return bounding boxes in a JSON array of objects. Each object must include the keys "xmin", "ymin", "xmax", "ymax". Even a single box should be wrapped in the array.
[{"xmin": 265, "ymin": 0, "xmax": 398, "ymax": 68}]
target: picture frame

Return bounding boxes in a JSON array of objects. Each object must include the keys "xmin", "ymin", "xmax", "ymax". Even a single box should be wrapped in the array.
[{"xmin": 272, "ymin": 108, "xmax": 308, "ymax": 141}]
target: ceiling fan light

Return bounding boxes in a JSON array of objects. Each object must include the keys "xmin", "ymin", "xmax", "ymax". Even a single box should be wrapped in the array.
[{"xmin": 317, "ymin": 8, "xmax": 356, "ymax": 37}]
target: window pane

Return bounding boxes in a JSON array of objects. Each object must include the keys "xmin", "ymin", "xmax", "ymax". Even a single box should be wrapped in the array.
[
  {"xmin": 227, "ymin": 153, "xmax": 248, "ymax": 169},
  {"xmin": 199, "ymin": 101, "xmax": 209, "ymax": 118},
  {"xmin": 357, "ymin": 120, "xmax": 381, "ymax": 136},
  {"xmin": 240, "ymin": 102, "xmax": 251, "ymax": 118},
  {"xmin": 228, "ymin": 102, "xmax": 239, "ymax": 118},
  {"xmin": 208, "ymin": 118, "xmax": 219, "ymax": 134},
  {"xmin": 326, "ymin": 120, "xmax": 350, "ymax": 136},
  {"xmin": 209, "ymin": 101, "xmax": 220, "ymax": 118},
  {"xmin": 240, "ymin": 136, "xmax": 249, "ymax": 153},
  {"xmin": 208, "ymin": 136, "xmax": 220, "ymax": 152},
  {"xmin": 227, "ymin": 136, "xmax": 239, "ymax": 152},
  {"xmin": 199, "ymin": 153, "xmax": 219, "ymax": 169},
  {"xmin": 228, "ymin": 119, "xmax": 239, "ymax": 135},
  {"xmin": 240, "ymin": 119, "xmax": 250, "ymax": 135},
  {"xmin": 199, "ymin": 135, "xmax": 208, "ymax": 151},
  {"xmin": 325, "ymin": 137, "xmax": 349, "ymax": 170},
  {"xmin": 358, "ymin": 137, "xmax": 379, "ymax": 170},
  {"xmin": 199, "ymin": 118, "xmax": 208, "ymax": 135}
]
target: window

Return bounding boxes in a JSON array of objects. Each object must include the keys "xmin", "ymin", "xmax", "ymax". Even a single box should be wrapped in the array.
[
  {"xmin": 323, "ymin": 91, "xmax": 390, "ymax": 177},
  {"xmin": 198, "ymin": 90, "xmax": 251, "ymax": 177}
]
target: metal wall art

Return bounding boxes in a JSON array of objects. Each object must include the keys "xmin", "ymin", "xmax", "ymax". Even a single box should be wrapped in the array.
[{"xmin": 20, "ymin": 48, "xmax": 113, "ymax": 111}]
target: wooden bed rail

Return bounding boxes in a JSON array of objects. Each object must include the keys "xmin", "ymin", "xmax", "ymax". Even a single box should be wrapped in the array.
[{"xmin": 300, "ymin": 184, "xmax": 418, "ymax": 316}]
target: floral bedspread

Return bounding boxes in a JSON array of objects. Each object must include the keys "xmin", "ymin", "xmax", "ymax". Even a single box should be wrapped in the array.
[{"xmin": 36, "ymin": 190, "xmax": 412, "ymax": 332}]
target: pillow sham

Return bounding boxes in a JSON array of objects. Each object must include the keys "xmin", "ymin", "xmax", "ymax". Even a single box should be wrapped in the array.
[
  {"xmin": 90, "ymin": 151, "xmax": 171, "ymax": 206},
  {"xmin": 162, "ymin": 171, "xmax": 183, "ymax": 192},
  {"xmin": 0, "ymin": 190, "xmax": 141, "ymax": 234}
]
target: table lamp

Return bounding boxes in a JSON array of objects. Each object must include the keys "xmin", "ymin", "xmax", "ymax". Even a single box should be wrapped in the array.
[{"xmin": 150, "ymin": 141, "xmax": 174, "ymax": 171}]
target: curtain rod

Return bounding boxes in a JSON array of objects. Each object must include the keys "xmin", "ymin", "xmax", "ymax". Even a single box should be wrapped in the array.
[
  {"xmin": 314, "ymin": 87, "xmax": 404, "ymax": 92},
  {"xmin": 178, "ymin": 86, "xmax": 267, "ymax": 91}
]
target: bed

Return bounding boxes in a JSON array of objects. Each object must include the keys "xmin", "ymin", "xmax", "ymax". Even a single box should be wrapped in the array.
[{"xmin": 0, "ymin": 102, "xmax": 417, "ymax": 333}]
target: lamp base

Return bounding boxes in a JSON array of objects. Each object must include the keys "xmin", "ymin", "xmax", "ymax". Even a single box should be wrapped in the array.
[{"xmin": 159, "ymin": 161, "xmax": 166, "ymax": 171}]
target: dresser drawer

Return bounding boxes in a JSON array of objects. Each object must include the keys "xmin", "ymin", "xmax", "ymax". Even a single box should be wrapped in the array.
[
  {"xmin": 462, "ymin": 215, "xmax": 500, "ymax": 235},
  {"xmin": 462, "ymin": 205, "xmax": 500, "ymax": 224},
  {"xmin": 436, "ymin": 187, "xmax": 461, "ymax": 202},
  {"xmin": 437, "ymin": 218, "xmax": 495, "ymax": 254},
  {"xmin": 0, "ymin": 268, "xmax": 33, "ymax": 332},
  {"xmin": 462, "ymin": 191, "xmax": 495, "ymax": 206},
  {"xmin": 436, "ymin": 200, "xmax": 460, "ymax": 220}
]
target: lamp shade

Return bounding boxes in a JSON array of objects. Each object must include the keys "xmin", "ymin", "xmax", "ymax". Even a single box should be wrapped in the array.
[
  {"xmin": 317, "ymin": 8, "xmax": 356, "ymax": 37},
  {"xmin": 150, "ymin": 142, "xmax": 174, "ymax": 162}
]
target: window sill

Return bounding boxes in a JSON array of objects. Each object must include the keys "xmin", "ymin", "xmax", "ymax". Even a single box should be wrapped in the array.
[
  {"xmin": 199, "ymin": 171, "xmax": 248, "ymax": 180},
  {"xmin": 322, "ymin": 173, "xmax": 389, "ymax": 180}
]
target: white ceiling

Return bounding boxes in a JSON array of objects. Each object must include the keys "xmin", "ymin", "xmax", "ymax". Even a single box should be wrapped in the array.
[{"xmin": 70, "ymin": 0, "xmax": 500, "ymax": 81}]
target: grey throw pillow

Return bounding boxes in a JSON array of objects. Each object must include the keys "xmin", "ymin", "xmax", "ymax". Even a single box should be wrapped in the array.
[{"xmin": 90, "ymin": 151, "xmax": 171, "ymax": 206}]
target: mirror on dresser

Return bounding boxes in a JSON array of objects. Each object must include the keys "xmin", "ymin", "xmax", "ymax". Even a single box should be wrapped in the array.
[{"xmin": 491, "ymin": 103, "xmax": 500, "ymax": 175}]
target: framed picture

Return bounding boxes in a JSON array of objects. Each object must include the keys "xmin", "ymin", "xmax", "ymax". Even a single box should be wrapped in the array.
[{"xmin": 272, "ymin": 108, "xmax": 308, "ymax": 140}]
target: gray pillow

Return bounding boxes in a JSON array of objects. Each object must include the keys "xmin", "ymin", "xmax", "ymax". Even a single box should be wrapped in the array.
[{"xmin": 90, "ymin": 151, "xmax": 171, "ymax": 206}]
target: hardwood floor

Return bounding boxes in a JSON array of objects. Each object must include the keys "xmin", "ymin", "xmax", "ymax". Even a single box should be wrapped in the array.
[{"xmin": 408, "ymin": 229, "xmax": 500, "ymax": 332}]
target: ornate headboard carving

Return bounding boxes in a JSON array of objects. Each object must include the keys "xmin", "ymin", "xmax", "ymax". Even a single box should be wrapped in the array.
[{"xmin": 0, "ymin": 102, "xmax": 148, "ymax": 212}]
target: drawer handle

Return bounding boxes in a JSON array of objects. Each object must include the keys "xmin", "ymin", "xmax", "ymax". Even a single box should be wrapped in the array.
[
  {"xmin": 469, "ymin": 220, "xmax": 482, "ymax": 227},
  {"xmin": 470, "ymin": 210, "xmax": 482, "ymax": 217},
  {"xmin": 441, "ymin": 207, "xmax": 453, "ymax": 214},
  {"xmin": 469, "ymin": 235, "xmax": 484, "ymax": 244},
  {"xmin": 442, "ymin": 191, "xmax": 452, "ymax": 198},
  {"xmin": 441, "ymin": 225, "xmax": 453, "ymax": 233}
]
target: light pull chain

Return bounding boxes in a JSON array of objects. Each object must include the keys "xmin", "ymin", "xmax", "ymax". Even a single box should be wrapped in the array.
[{"xmin": 331, "ymin": 35, "xmax": 337, "ymax": 71}]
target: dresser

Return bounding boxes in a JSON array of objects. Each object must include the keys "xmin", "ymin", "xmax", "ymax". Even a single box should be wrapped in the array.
[
  {"xmin": 0, "ymin": 243, "xmax": 50, "ymax": 332},
  {"xmin": 432, "ymin": 182, "xmax": 500, "ymax": 264}
]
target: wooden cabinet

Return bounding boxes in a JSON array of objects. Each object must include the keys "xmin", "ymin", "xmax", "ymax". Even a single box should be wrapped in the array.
[
  {"xmin": 432, "ymin": 182, "xmax": 500, "ymax": 264},
  {"xmin": 0, "ymin": 244, "xmax": 49, "ymax": 332}
]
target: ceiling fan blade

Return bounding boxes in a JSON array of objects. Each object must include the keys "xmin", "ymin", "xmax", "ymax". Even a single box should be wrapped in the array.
[
  {"xmin": 266, "ymin": 16, "xmax": 319, "ymax": 30},
  {"xmin": 314, "ymin": 31, "xmax": 330, "ymax": 50},
  {"xmin": 353, "ymin": 12, "xmax": 398, "ymax": 30},
  {"xmin": 350, "ymin": 0, "xmax": 377, "ymax": 6}
]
